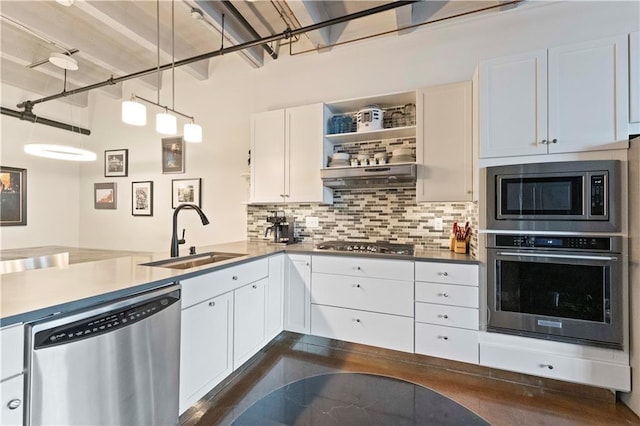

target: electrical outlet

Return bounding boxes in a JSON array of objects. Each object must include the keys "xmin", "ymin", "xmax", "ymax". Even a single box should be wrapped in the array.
[
  {"xmin": 434, "ymin": 217, "xmax": 443, "ymax": 231},
  {"xmin": 306, "ymin": 216, "xmax": 319, "ymax": 228}
]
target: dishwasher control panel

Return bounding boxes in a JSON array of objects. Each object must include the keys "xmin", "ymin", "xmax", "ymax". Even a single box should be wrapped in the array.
[{"xmin": 34, "ymin": 291, "xmax": 180, "ymax": 349}]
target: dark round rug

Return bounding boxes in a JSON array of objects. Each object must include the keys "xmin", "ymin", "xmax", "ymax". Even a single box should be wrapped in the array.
[{"xmin": 231, "ymin": 372, "xmax": 489, "ymax": 425}]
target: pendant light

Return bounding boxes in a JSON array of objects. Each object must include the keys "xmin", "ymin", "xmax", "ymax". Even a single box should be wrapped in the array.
[
  {"xmin": 121, "ymin": 95, "xmax": 147, "ymax": 126},
  {"xmin": 184, "ymin": 121, "xmax": 202, "ymax": 143}
]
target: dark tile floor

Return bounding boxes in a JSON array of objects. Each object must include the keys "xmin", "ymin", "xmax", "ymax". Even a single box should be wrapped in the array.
[{"xmin": 180, "ymin": 333, "xmax": 640, "ymax": 426}]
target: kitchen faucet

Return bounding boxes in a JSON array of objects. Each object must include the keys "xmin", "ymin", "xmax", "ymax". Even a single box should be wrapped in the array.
[{"xmin": 171, "ymin": 203, "xmax": 210, "ymax": 257}]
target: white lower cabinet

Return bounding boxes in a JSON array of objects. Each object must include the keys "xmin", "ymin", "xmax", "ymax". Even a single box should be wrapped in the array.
[
  {"xmin": 415, "ymin": 323, "xmax": 479, "ymax": 364},
  {"xmin": 233, "ymin": 278, "xmax": 267, "ymax": 369},
  {"xmin": 311, "ymin": 304, "xmax": 414, "ymax": 353},
  {"xmin": 266, "ymin": 254, "xmax": 284, "ymax": 341},
  {"xmin": 1, "ymin": 375, "xmax": 24, "ymax": 426},
  {"xmin": 179, "ymin": 292, "xmax": 234, "ymax": 414},
  {"xmin": 284, "ymin": 254, "xmax": 311, "ymax": 334}
]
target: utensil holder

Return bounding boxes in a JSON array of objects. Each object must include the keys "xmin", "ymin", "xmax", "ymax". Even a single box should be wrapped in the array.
[{"xmin": 453, "ymin": 238, "xmax": 470, "ymax": 254}]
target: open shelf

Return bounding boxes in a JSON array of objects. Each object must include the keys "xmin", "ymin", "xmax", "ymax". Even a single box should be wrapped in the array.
[{"xmin": 325, "ymin": 126, "xmax": 416, "ymax": 144}]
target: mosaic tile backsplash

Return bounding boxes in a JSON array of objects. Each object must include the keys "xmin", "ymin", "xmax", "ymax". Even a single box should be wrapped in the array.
[{"xmin": 247, "ymin": 188, "xmax": 479, "ymax": 258}]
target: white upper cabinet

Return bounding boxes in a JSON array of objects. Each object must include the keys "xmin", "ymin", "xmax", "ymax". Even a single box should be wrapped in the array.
[
  {"xmin": 251, "ymin": 104, "xmax": 332, "ymax": 204},
  {"xmin": 630, "ymin": 31, "xmax": 640, "ymax": 135},
  {"xmin": 480, "ymin": 35, "xmax": 629, "ymax": 158},
  {"xmin": 416, "ymin": 81, "xmax": 473, "ymax": 202}
]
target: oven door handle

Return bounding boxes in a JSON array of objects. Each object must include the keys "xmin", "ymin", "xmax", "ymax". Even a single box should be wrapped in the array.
[{"xmin": 497, "ymin": 252, "xmax": 618, "ymax": 261}]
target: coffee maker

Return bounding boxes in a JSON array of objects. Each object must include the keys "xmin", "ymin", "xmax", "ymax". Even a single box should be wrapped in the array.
[{"xmin": 265, "ymin": 211, "xmax": 295, "ymax": 244}]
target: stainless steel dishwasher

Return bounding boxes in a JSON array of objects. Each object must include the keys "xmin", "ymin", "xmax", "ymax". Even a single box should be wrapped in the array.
[{"xmin": 26, "ymin": 284, "xmax": 181, "ymax": 426}]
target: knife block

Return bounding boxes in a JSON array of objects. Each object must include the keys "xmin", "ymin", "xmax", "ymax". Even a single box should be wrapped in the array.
[{"xmin": 452, "ymin": 237, "xmax": 469, "ymax": 254}]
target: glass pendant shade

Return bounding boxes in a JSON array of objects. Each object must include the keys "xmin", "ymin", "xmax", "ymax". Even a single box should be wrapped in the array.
[
  {"xmin": 156, "ymin": 112, "xmax": 177, "ymax": 135},
  {"xmin": 24, "ymin": 144, "xmax": 97, "ymax": 162},
  {"xmin": 184, "ymin": 122, "xmax": 202, "ymax": 143},
  {"xmin": 121, "ymin": 101, "xmax": 147, "ymax": 126}
]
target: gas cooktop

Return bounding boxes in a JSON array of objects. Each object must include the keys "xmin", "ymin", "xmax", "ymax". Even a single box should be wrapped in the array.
[{"xmin": 316, "ymin": 241, "xmax": 414, "ymax": 256}]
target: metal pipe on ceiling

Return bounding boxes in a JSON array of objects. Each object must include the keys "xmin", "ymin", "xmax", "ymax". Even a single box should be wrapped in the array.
[
  {"xmin": 221, "ymin": 0, "xmax": 278, "ymax": 59},
  {"xmin": 1, "ymin": 106, "xmax": 91, "ymax": 135},
  {"xmin": 17, "ymin": 0, "xmax": 418, "ymax": 110}
]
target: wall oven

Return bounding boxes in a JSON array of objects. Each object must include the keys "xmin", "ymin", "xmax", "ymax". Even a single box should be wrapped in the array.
[
  {"xmin": 486, "ymin": 234, "xmax": 622, "ymax": 349},
  {"xmin": 486, "ymin": 160, "xmax": 620, "ymax": 232}
]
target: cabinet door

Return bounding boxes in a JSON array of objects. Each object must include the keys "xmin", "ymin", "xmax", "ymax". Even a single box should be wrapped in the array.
[
  {"xmin": 233, "ymin": 279, "xmax": 266, "ymax": 368},
  {"xmin": 284, "ymin": 254, "xmax": 311, "ymax": 334},
  {"xmin": 479, "ymin": 50, "xmax": 548, "ymax": 158},
  {"xmin": 179, "ymin": 292, "xmax": 233, "ymax": 414},
  {"xmin": 251, "ymin": 109, "xmax": 286, "ymax": 203},
  {"xmin": 629, "ymin": 31, "xmax": 639, "ymax": 134},
  {"xmin": 417, "ymin": 81, "xmax": 472, "ymax": 201},
  {"xmin": 548, "ymin": 35, "xmax": 629, "ymax": 153},
  {"xmin": 0, "ymin": 375, "xmax": 23, "ymax": 426},
  {"xmin": 286, "ymin": 103, "xmax": 330, "ymax": 203},
  {"xmin": 266, "ymin": 254, "xmax": 284, "ymax": 341}
]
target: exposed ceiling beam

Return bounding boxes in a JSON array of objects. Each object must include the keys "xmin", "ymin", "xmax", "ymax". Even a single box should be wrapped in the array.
[
  {"xmin": 287, "ymin": 0, "xmax": 332, "ymax": 51},
  {"xmin": 395, "ymin": 1, "xmax": 447, "ymax": 35},
  {"xmin": 73, "ymin": 1, "xmax": 209, "ymax": 81}
]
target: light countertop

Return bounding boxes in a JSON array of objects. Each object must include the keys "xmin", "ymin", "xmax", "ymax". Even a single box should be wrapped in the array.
[{"xmin": 0, "ymin": 241, "xmax": 476, "ymax": 327}]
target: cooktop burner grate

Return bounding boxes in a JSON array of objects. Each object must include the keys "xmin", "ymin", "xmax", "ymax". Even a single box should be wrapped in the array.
[{"xmin": 316, "ymin": 241, "xmax": 414, "ymax": 256}]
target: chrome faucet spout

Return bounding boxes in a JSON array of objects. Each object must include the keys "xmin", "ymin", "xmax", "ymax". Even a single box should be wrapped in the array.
[{"xmin": 171, "ymin": 203, "xmax": 210, "ymax": 257}]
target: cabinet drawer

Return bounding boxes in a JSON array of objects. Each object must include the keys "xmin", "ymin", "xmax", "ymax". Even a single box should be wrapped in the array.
[
  {"xmin": 1, "ymin": 324, "xmax": 24, "ymax": 380},
  {"xmin": 311, "ymin": 304, "xmax": 413, "ymax": 353},
  {"xmin": 415, "ymin": 282, "xmax": 478, "ymax": 308},
  {"xmin": 181, "ymin": 258, "xmax": 268, "ymax": 309},
  {"xmin": 415, "ymin": 323, "xmax": 478, "ymax": 364},
  {"xmin": 312, "ymin": 273, "xmax": 413, "ymax": 317},
  {"xmin": 480, "ymin": 343, "xmax": 631, "ymax": 391},
  {"xmin": 1, "ymin": 374, "xmax": 24, "ymax": 426},
  {"xmin": 415, "ymin": 303, "xmax": 478, "ymax": 330},
  {"xmin": 415, "ymin": 262, "xmax": 478, "ymax": 286},
  {"xmin": 312, "ymin": 255, "xmax": 414, "ymax": 282}
]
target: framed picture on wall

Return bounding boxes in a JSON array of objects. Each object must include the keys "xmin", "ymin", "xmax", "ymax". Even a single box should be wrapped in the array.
[
  {"xmin": 172, "ymin": 178, "xmax": 201, "ymax": 208},
  {"xmin": 132, "ymin": 181, "xmax": 153, "ymax": 216},
  {"xmin": 0, "ymin": 166, "xmax": 27, "ymax": 226},
  {"xmin": 94, "ymin": 182, "xmax": 117, "ymax": 209},
  {"xmin": 104, "ymin": 149, "xmax": 128, "ymax": 177},
  {"xmin": 162, "ymin": 137, "xmax": 184, "ymax": 174}
]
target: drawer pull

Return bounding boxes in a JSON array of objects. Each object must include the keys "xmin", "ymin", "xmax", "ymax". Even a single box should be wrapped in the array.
[
  {"xmin": 355, "ymin": 284, "xmax": 361, "ymax": 288},
  {"xmin": 232, "ymin": 276, "xmax": 238, "ymax": 280},
  {"xmin": 438, "ymin": 314, "xmax": 449, "ymax": 319},
  {"xmin": 306, "ymin": 262, "xmax": 310, "ymax": 266},
  {"xmin": 439, "ymin": 293, "xmax": 449, "ymax": 298},
  {"xmin": 354, "ymin": 318, "xmax": 361, "ymax": 323},
  {"xmin": 7, "ymin": 399, "xmax": 21, "ymax": 410},
  {"xmin": 356, "ymin": 266, "xmax": 361, "ymax": 270},
  {"xmin": 438, "ymin": 336, "xmax": 449, "ymax": 340},
  {"xmin": 540, "ymin": 364, "xmax": 554, "ymax": 370},
  {"xmin": 252, "ymin": 284, "xmax": 257, "ymax": 289},
  {"xmin": 208, "ymin": 301, "xmax": 216, "ymax": 307},
  {"xmin": 438, "ymin": 272, "xmax": 449, "ymax": 277}
]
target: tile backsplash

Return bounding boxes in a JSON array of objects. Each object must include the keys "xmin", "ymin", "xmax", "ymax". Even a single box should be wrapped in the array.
[{"xmin": 247, "ymin": 188, "xmax": 478, "ymax": 258}]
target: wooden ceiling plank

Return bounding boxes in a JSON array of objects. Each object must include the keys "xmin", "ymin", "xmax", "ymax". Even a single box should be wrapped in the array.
[{"xmin": 287, "ymin": 0, "xmax": 332, "ymax": 50}]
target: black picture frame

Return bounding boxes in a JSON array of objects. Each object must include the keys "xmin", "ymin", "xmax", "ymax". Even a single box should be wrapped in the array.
[
  {"xmin": 94, "ymin": 182, "xmax": 117, "ymax": 209},
  {"xmin": 0, "ymin": 166, "xmax": 27, "ymax": 226},
  {"xmin": 132, "ymin": 181, "xmax": 153, "ymax": 216},
  {"xmin": 104, "ymin": 149, "xmax": 128, "ymax": 177},
  {"xmin": 172, "ymin": 178, "xmax": 201, "ymax": 208},
  {"xmin": 162, "ymin": 137, "xmax": 185, "ymax": 174}
]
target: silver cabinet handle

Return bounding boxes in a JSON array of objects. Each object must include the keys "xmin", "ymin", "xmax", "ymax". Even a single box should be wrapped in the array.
[
  {"xmin": 437, "ymin": 272, "xmax": 448, "ymax": 277},
  {"xmin": 550, "ymin": 139, "xmax": 558, "ymax": 144},
  {"xmin": 438, "ymin": 336, "xmax": 449, "ymax": 340},
  {"xmin": 232, "ymin": 275, "xmax": 238, "ymax": 280},
  {"xmin": 306, "ymin": 262, "xmax": 310, "ymax": 266},
  {"xmin": 356, "ymin": 266, "xmax": 361, "ymax": 270},
  {"xmin": 541, "ymin": 139, "xmax": 548, "ymax": 144},
  {"xmin": 279, "ymin": 194, "xmax": 285, "ymax": 198},
  {"xmin": 540, "ymin": 364, "xmax": 554, "ymax": 370},
  {"xmin": 252, "ymin": 284, "xmax": 257, "ymax": 289},
  {"xmin": 7, "ymin": 399, "xmax": 21, "ymax": 410},
  {"xmin": 355, "ymin": 284, "xmax": 361, "ymax": 288},
  {"xmin": 439, "ymin": 293, "xmax": 449, "ymax": 298},
  {"xmin": 208, "ymin": 301, "xmax": 216, "ymax": 307},
  {"xmin": 438, "ymin": 314, "xmax": 448, "ymax": 319},
  {"xmin": 354, "ymin": 318, "xmax": 361, "ymax": 323}
]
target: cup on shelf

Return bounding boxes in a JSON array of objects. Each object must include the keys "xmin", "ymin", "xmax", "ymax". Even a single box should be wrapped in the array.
[{"xmin": 403, "ymin": 103, "xmax": 416, "ymax": 126}]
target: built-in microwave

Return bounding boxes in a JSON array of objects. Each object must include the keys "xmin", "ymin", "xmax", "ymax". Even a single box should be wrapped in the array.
[{"xmin": 486, "ymin": 160, "xmax": 620, "ymax": 232}]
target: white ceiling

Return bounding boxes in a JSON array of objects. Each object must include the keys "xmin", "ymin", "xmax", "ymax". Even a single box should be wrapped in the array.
[{"xmin": 0, "ymin": 0, "xmax": 516, "ymax": 109}]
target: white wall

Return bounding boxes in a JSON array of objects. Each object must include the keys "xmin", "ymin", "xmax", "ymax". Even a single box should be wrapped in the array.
[{"xmin": 0, "ymin": 85, "xmax": 84, "ymax": 249}]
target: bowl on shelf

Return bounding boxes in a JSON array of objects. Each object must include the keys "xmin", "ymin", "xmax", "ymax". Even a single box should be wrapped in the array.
[
  {"xmin": 332, "ymin": 152, "xmax": 350, "ymax": 161},
  {"xmin": 392, "ymin": 148, "xmax": 412, "ymax": 157}
]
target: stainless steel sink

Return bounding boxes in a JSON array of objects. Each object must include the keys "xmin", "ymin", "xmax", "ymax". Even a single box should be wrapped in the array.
[{"xmin": 141, "ymin": 252, "xmax": 246, "ymax": 270}]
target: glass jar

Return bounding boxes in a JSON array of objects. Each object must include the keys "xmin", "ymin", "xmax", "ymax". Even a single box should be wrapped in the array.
[{"xmin": 403, "ymin": 103, "xmax": 416, "ymax": 126}]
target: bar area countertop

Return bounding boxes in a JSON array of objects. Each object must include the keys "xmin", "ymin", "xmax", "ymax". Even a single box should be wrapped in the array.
[{"xmin": 1, "ymin": 241, "xmax": 476, "ymax": 327}]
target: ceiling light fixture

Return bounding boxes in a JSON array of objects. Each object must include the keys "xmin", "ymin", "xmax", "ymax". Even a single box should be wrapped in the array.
[
  {"xmin": 24, "ymin": 144, "xmax": 96, "ymax": 162},
  {"xmin": 48, "ymin": 52, "xmax": 78, "ymax": 71},
  {"xmin": 121, "ymin": 96, "xmax": 147, "ymax": 126}
]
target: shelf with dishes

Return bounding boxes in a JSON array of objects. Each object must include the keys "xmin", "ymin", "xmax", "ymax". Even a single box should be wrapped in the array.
[
  {"xmin": 325, "ymin": 125, "xmax": 416, "ymax": 144},
  {"xmin": 326, "ymin": 149, "xmax": 415, "ymax": 168}
]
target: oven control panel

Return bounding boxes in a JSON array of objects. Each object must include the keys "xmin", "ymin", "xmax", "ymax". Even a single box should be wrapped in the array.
[{"xmin": 495, "ymin": 235, "xmax": 611, "ymax": 251}]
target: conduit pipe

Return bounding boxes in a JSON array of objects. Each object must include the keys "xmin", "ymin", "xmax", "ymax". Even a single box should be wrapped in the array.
[
  {"xmin": 17, "ymin": 1, "xmax": 417, "ymax": 110},
  {"xmin": 1, "ymin": 106, "xmax": 91, "ymax": 135},
  {"xmin": 221, "ymin": 0, "xmax": 278, "ymax": 59}
]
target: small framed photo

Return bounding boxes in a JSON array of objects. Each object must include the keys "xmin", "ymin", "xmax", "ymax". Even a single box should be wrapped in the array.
[
  {"xmin": 172, "ymin": 178, "xmax": 201, "ymax": 208},
  {"xmin": 132, "ymin": 181, "xmax": 153, "ymax": 216},
  {"xmin": 104, "ymin": 149, "xmax": 128, "ymax": 177},
  {"xmin": 0, "ymin": 166, "xmax": 27, "ymax": 226},
  {"xmin": 94, "ymin": 182, "xmax": 117, "ymax": 209},
  {"xmin": 162, "ymin": 137, "xmax": 185, "ymax": 174}
]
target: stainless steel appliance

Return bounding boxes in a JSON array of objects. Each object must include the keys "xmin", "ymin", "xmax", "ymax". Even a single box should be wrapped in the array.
[
  {"xmin": 265, "ymin": 211, "xmax": 295, "ymax": 244},
  {"xmin": 486, "ymin": 234, "xmax": 622, "ymax": 349},
  {"xmin": 316, "ymin": 240, "xmax": 414, "ymax": 256},
  {"xmin": 486, "ymin": 160, "xmax": 620, "ymax": 232},
  {"xmin": 321, "ymin": 163, "xmax": 416, "ymax": 189},
  {"xmin": 26, "ymin": 284, "xmax": 181, "ymax": 426}
]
